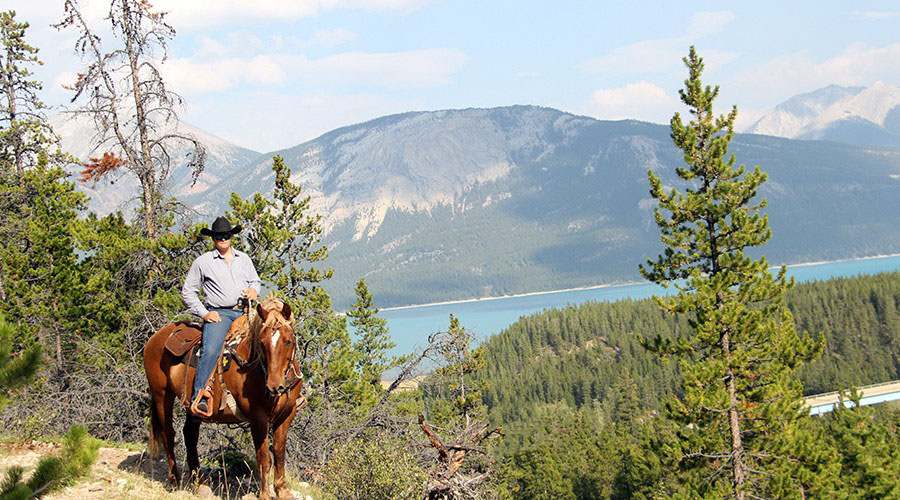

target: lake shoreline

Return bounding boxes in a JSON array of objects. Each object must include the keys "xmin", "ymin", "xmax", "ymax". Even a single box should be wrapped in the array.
[{"xmin": 381, "ymin": 253, "xmax": 900, "ymax": 312}]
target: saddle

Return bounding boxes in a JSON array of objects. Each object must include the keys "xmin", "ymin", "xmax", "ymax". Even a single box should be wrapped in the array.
[
  {"xmin": 163, "ymin": 316, "xmax": 252, "ymax": 420},
  {"xmin": 163, "ymin": 321, "xmax": 203, "ymax": 358}
]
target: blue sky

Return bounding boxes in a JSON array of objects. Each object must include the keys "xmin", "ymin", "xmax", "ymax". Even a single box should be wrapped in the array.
[{"xmin": 8, "ymin": 1, "xmax": 900, "ymax": 152}]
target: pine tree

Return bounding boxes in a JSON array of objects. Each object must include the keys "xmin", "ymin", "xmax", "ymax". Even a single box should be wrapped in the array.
[
  {"xmin": 0, "ymin": 12, "xmax": 88, "ymax": 373},
  {"xmin": 229, "ymin": 155, "xmax": 332, "ymax": 299},
  {"xmin": 419, "ymin": 315, "xmax": 500, "ymax": 498},
  {"xmin": 347, "ymin": 278, "xmax": 395, "ymax": 392},
  {"xmin": 639, "ymin": 47, "xmax": 821, "ymax": 498},
  {"xmin": 0, "ymin": 425, "xmax": 99, "ymax": 499},
  {"xmin": 0, "ymin": 10, "xmax": 56, "ymax": 181},
  {"xmin": 821, "ymin": 390, "xmax": 900, "ymax": 498}
]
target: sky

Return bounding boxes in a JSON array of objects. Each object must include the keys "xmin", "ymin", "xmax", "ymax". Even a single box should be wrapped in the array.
[{"xmin": 6, "ymin": 1, "xmax": 900, "ymax": 152}]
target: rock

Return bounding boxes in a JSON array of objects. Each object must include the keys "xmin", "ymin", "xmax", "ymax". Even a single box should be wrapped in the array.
[
  {"xmin": 196, "ymin": 484, "xmax": 218, "ymax": 499},
  {"xmin": 240, "ymin": 494, "xmax": 258, "ymax": 500}
]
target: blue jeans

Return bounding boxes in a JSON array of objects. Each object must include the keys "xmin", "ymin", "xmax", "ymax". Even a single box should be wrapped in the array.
[{"xmin": 192, "ymin": 308, "xmax": 243, "ymax": 402}]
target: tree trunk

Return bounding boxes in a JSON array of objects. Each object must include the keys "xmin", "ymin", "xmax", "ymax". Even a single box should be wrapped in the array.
[
  {"xmin": 2, "ymin": 51, "xmax": 23, "ymax": 180},
  {"xmin": 121, "ymin": 0, "xmax": 156, "ymax": 237},
  {"xmin": 709, "ymin": 209, "xmax": 746, "ymax": 499},
  {"xmin": 722, "ymin": 329, "xmax": 746, "ymax": 500},
  {"xmin": 55, "ymin": 330, "xmax": 62, "ymax": 376}
]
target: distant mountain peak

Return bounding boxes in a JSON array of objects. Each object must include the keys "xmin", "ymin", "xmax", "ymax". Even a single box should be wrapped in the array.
[{"xmin": 746, "ymin": 83, "xmax": 900, "ymax": 147}]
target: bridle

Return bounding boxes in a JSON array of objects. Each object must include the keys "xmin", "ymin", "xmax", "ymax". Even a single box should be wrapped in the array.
[{"xmin": 230, "ymin": 298, "xmax": 303, "ymax": 397}]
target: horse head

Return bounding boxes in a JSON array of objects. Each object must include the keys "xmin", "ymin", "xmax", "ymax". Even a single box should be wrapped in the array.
[{"xmin": 254, "ymin": 299, "xmax": 296, "ymax": 397}]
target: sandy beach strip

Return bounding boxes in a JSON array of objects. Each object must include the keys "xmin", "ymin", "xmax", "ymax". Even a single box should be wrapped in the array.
[{"xmin": 380, "ymin": 253, "xmax": 900, "ymax": 312}]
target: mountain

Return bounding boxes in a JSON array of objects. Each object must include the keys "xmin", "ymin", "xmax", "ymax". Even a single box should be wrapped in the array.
[
  {"xmin": 193, "ymin": 106, "xmax": 900, "ymax": 308},
  {"xmin": 49, "ymin": 113, "xmax": 262, "ymax": 217},
  {"xmin": 746, "ymin": 83, "xmax": 900, "ymax": 147}
]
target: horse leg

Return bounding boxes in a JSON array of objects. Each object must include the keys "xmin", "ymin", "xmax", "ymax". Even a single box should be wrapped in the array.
[
  {"xmin": 271, "ymin": 407, "xmax": 297, "ymax": 500},
  {"xmin": 183, "ymin": 415, "xmax": 202, "ymax": 484},
  {"xmin": 152, "ymin": 389, "xmax": 180, "ymax": 485},
  {"xmin": 250, "ymin": 414, "xmax": 272, "ymax": 500}
]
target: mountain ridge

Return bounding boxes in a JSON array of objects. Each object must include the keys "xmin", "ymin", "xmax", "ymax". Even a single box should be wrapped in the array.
[
  {"xmin": 747, "ymin": 83, "xmax": 900, "ymax": 147},
  {"xmin": 53, "ymin": 105, "xmax": 900, "ymax": 308}
]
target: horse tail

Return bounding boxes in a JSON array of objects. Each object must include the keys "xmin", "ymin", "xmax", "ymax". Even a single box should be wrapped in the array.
[{"xmin": 148, "ymin": 394, "xmax": 164, "ymax": 460}]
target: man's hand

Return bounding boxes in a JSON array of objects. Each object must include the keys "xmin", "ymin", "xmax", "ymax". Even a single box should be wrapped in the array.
[
  {"xmin": 244, "ymin": 288, "xmax": 258, "ymax": 302},
  {"xmin": 203, "ymin": 311, "xmax": 221, "ymax": 323}
]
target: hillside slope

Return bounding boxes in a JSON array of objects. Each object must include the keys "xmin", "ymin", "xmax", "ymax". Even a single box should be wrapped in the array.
[{"xmin": 478, "ymin": 271, "xmax": 900, "ymax": 431}]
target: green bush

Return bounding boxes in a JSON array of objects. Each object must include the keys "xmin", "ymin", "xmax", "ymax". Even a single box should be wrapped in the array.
[{"xmin": 322, "ymin": 435, "xmax": 427, "ymax": 500}]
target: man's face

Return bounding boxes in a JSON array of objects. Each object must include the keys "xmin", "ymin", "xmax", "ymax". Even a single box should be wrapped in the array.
[{"xmin": 212, "ymin": 233, "xmax": 232, "ymax": 252}]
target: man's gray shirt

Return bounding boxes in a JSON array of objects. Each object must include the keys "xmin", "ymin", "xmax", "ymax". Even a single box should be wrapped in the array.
[{"xmin": 182, "ymin": 249, "xmax": 261, "ymax": 318}]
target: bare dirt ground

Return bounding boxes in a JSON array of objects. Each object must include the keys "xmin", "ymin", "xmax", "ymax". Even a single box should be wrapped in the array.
[{"xmin": 0, "ymin": 442, "xmax": 314, "ymax": 499}]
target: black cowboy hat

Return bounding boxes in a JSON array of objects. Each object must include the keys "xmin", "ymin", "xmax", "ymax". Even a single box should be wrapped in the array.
[{"xmin": 200, "ymin": 216, "xmax": 243, "ymax": 237}]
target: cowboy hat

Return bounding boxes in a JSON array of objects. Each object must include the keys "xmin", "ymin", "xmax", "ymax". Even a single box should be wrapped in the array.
[{"xmin": 200, "ymin": 216, "xmax": 243, "ymax": 237}]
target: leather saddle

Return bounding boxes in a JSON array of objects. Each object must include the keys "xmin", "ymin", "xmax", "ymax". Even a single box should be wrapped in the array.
[
  {"xmin": 162, "ymin": 317, "xmax": 251, "ymax": 419},
  {"xmin": 164, "ymin": 321, "xmax": 203, "ymax": 360}
]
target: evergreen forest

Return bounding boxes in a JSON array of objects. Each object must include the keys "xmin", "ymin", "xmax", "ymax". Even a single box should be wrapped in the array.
[{"xmin": 481, "ymin": 271, "xmax": 900, "ymax": 433}]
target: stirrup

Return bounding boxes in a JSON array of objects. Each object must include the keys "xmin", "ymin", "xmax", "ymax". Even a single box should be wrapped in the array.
[{"xmin": 190, "ymin": 387, "xmax": 214, "ymax": 418}]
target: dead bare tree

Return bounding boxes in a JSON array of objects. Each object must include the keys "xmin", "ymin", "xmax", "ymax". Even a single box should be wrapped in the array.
[
  {"xmin": 419, "ymin": 415, "xmax": 500, "ymax": 499},
  {"xmin": 54, "ymin": 0, "xmax": 205, "ymax": 236},
  {"xmin": 416, "ymin": 318, "xmax": 502, "ymax": 499}
]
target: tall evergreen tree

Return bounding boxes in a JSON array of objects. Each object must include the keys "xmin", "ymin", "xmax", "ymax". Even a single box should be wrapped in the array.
[
  {"xmin": 347, "ymin": 278, "xmax": 395, "ymax": 392},
  {"xmin": 639, "ymin": 47, "xmax": 821, "ymax": 498},
  {"xmin": 0, "ymin": 10, "xmax": 56, "ymax": 181}
]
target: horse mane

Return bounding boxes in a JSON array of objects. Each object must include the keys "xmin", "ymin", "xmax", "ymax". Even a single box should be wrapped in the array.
[{"xmin": 247, "ymin": 296, "xmax": 293, "ymax": 368}]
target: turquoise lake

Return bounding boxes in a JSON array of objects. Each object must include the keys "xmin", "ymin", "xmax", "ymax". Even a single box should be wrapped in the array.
[{"xmin": 379, "ymin": 255, "xmax": 900, "ymax": 357}]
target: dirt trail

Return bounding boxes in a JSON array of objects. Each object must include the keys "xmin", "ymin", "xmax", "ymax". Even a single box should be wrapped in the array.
[{"xmin": 0, "ymin": 442, "xmax": 312, "ymax": 499}]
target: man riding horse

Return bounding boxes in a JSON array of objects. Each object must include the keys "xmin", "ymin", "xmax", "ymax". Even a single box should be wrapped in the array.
[{"xmin": 182, "ymin": 216, "xmax": 260, "ymax": 416}]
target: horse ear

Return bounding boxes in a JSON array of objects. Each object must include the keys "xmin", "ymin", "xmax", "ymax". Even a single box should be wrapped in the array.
[
  {"xmin": 257, "ymin": 303, "xmax": 269, "ymax": 322},
  {"xmin": 281, "ymin": 302, "xmax": 292, "ymax": 321}
]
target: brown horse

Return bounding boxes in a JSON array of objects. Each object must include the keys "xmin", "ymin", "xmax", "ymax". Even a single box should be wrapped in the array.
[{"xmin": 143, "ymin": 298, "xmax": 304, "ymax": 500}]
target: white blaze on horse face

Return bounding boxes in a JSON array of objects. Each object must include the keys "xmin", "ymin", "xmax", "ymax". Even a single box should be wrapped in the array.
[{"xmin": 271, "ymin": 329, "xmax": 281, "ymax": 346}]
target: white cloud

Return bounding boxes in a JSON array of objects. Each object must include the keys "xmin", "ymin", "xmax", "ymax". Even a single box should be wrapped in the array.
[
  {"xmin": 305, "ymin": 49, "xmax": 467, "ymax": 87},
  {"xmin": 162, "ymin": 57, "xmax": 284, "ymax": 93},
  {"xmin": 685, "ymin": 11, "xmax": 736, "ymax": 38},
  {"xmin": 849, "ymin": 11, "xmax": 900, "ymax": 20},
  {"xmin": 583, "ymin": 81, "xmax": 677, "ymax": 123},
  {"xmin": 306, "ymin": 28, "xmax": 358, "ymax": 48},
  {"xmin": 163, "ymin": 48, "xmax": 467, "ymax": 95},
  {"xmin": 184, "ymin": 91, "xmax": 424, "ymax": 151},
  {"xmin": 732, "ymin": 42, "xmax": 900, "ymax": 103},
  {"xmin": 733, "ymin": 106, "xmax": 768, "ymax": 132},
  {"xmin": 579, "ymin": 39, "xmax": 681, "ymax": 77},
  {"xmin": 580, "ymin": 10, "xmax": 737, "ymax": 77},
  {"xmin": 152, "ymin": 0, "xmax": 429, "ymax": 29}
]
